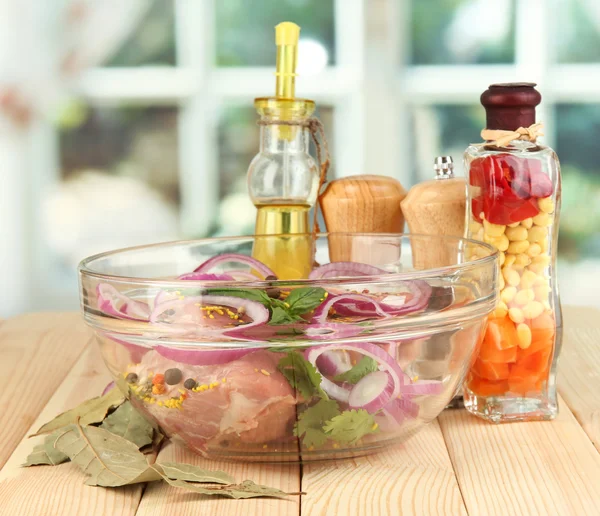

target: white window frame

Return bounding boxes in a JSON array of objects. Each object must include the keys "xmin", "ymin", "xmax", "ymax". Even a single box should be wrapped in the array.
[
  {"xmin": 26, "ymin": 0, "xmax": 365, "ymax": 310},
  {"xmin": 22, "ymin": 0, "xmax": 600, "ymax": 312},
  {"xmin": 396, "ymin": 0, "xmax": 600, "ymax": 183}
]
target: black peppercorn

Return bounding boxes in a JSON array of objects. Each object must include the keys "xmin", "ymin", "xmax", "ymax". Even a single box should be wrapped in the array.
[
  {"xmin": 165, "ymin": 368, "xmax": 183, "ymax": 385},
  {"xmin": 125, "ymin": 373, "xmax": 138, "ymax": 383},
  {"xmin": 183, "ymin": 378, "xmax": 197, "ymax": 390},
  {"xmin": 265, "ymin": 275, "xmax": 281, "ymax": 299}
]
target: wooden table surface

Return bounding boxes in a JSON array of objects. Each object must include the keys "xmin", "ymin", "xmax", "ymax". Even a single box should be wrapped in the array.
[{"xmin": 0, "ymin": 308, "xmax": 599, "ymax": 516}]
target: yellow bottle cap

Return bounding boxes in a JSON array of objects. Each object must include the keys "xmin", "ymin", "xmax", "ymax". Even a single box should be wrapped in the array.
[
  {"xmin": 275, "ymin": 22, "xmax": 300, "ymax": 45},
  {"xmin": 275, "ymin": 22, "xmax": 300, "ymax": 99}
]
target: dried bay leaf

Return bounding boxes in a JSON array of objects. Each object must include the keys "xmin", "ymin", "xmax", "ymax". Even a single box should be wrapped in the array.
[
  {"xmin": 161, "ymin": 476, "xmax": 293, "ymax": 499},
  {"xmin": 100, "ymin": 402, "xmax": 153, "ymax": 448},
  {"xmin": 158, "ymin": 462, "xmax": 234, "ymax": 485},
  {"xmin": 32, "ymin": 389, "xmax": 125, "ymax": 436},
  {"xmin": 22, "ymin": 430, "xmax": 69, "ymax": 467},
  {"xmin": 53, "ymin": 423, "xmax": 161, "ymax": 487}
]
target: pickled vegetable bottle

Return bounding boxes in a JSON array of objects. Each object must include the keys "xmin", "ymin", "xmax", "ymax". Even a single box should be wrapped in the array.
[{"xmin": 463, "ymin": 83, "xmax": 562, "ymax": 422}]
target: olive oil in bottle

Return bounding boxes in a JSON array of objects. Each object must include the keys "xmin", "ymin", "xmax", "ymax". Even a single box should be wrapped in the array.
[{"xmin": 253, "ymin": 203, "xmax": 313, "ymax": 279}]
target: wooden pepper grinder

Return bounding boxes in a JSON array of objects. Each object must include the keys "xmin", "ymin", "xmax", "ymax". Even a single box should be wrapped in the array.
[
  {"xmin": 401, "ymin": 156, "xmax": 467, "ymax": 269},
  {"xmin": 320, "ymin": 175, "xmax": 407, "ymax": 264}
]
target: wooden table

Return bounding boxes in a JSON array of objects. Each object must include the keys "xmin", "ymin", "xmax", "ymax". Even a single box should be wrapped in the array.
[{"xmin": 0, "ymin": 308, "xmax": 598, "ymax": 516}]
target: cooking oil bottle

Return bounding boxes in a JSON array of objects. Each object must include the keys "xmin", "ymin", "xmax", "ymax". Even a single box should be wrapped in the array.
[{"xmin": 247, "ymin": 22, "xmax": 319, "ymax": 279}]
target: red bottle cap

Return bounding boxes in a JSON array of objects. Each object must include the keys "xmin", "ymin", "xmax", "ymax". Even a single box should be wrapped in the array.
[{"xmin": 481, "ymin": 83, "xmax": 542, "ymax": 131}]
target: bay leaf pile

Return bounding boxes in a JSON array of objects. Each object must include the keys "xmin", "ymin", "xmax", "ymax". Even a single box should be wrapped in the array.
[{"xmin": 23, "ymin": 386, "xmax": 300, "ymax": 500}]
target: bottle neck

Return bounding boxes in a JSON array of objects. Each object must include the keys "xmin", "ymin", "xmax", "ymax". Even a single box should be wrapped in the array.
[{"xmin": 259, "ymin": 122, "xmax": 309, "ymax": 153}]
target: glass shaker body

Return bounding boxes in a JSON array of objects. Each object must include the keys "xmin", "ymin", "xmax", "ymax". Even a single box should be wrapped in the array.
[{"xmin": 463, "ymin": 140, "xmax": 562, "ymax": 422}]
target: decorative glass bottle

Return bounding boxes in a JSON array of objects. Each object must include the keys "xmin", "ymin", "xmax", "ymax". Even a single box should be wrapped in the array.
[
  {"xmin": 248, "ymin": 98, "xmax": 319, "ymax": 279},
  {"xmin": 247, "ymin": 22, "xmax": 320, "ymax": 279},
  {"xmin": 463, "ymin": 83, "xmax": 562, "ymax": 422}
]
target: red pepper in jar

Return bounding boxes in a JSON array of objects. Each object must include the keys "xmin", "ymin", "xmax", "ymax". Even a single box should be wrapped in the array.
[{"xmin": 470, "ymin": 154, "xmax": 553, "ymax": 225}]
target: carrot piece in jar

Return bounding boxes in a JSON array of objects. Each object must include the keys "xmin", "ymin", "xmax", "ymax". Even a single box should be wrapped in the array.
[
  {"xmin": 530, "ymin": 311, "xmax": 555, "ymax": 343},
  {"xmin": 479, "ymin": 338, "xmax": 518, "ymax": 363},
  {"xmin": 467, "ymin": 374, "xmax": 509, "ymax": 396},
  {"xmin": 519, "ymin": 312, "xmax": 555, "ymax": 359},
  {"xmin": 472, "ymin": 359, "xmax": 510, "ymax": 380},
  {"xmin": 485, "ymin": 316, "xmax": 519, "ymax": 350},
  {"xmin": 509, "ymin": 349, "xmax": 551, "ymax": 387}
]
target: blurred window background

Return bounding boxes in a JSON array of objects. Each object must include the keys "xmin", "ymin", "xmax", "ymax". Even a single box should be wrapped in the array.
[{"xmin": 1, "ymin": 0, "xmax": 599, "ymax": 315}]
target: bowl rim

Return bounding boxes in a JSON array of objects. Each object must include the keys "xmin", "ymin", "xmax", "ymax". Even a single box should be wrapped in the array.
[{"xmin": 78, "ymin": 232, "xmax": 498, "ymax": 288}]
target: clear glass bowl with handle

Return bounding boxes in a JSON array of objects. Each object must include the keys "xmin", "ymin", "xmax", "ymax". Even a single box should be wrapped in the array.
[{"xmin": 78, "ymin": 233, "xmax": 498, "ymax": 462}]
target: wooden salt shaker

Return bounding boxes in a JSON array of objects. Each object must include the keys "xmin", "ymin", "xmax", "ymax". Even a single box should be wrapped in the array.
[
  {"xmin": 320, "ymin": 175, "xmax": 407, "ymax": 264},
  {"xmin": 401, "ymin": 156, "xmax": 467, "ymax": 269}
]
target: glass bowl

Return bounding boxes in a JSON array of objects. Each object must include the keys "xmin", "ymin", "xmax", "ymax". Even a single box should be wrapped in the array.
[{"xmin": 78, "ymin": 233, "xmax": 498, "ymax": 462}]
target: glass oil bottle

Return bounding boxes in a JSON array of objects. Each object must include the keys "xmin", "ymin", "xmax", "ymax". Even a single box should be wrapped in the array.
[{"xmin": 247, "ymin": 22, "xmax": 319, "ymax": 279}]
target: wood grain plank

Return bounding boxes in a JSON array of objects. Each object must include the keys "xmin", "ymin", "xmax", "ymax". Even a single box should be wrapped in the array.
[
  {"xmin": 439, "ymin": 395, "xmax": 600, "ymax": 515},
  {"xmin": 0, "ymin": 313, "xmax": 92, "ymax": 469},
  {"xmin": 0, "ymin": 343, "xmax": 144, "ymax": 516},
  {"xmin": 135, "ymin": 441, "xmax": 301, "ymax": 516},
  {"xmin": 558, "ymin": 306, "xmax": 600, "ymax": 452},
  {"xmin": 301, "ymin": 420, "xmax": 467, "ymax": 515}
]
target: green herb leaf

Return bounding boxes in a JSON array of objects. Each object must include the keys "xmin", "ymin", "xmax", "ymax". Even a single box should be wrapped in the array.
[
  {"xmin": 323, "ymin": 409, "xmax": 379, "ymax": 443},
  {"xmin": 294, "ymin": 398, "xmax": 340, "ymax": 447},
  {"xmin": 161, "ymin": 476, "xmax": 293, "ymax": 499},
  {"xmin": 157, "ymin": 462, "xmax": 234, "ymax": 485},
  {"xmin": 32, "ymin": 388, "xmax": 125, "ymax": 437},
  {"xmin": 100, "ymin": 402, "xmax": 154, "ymax": 449},
  {"xmin": 333, "ymin": 356, "xmax": 378, "ymax": 384},
  {"xmin": 284, "ymin": 287, "xmax": 327, "ymax": 315},
  {"xmin": 22, "ymin": 431, "xmax": 69, "ymax": 467},
  {"xmin": 277, "ymin": 351, "xmax": 327, "ymax": 399},
  {"xmin": 53, "ymin": 423, "xmax": 162, "ymax": 487},
  {"xmin": 204, "ymin": 288, "xmax": 272, "ymax": 307},
  {"xmin": 268, "ymin": 306, "xmax": 303, "ymax": 326}
]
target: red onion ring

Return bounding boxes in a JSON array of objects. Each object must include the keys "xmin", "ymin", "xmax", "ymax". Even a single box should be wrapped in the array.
[
  {"xmin": 155, "ymin": 344, "xmax": 258, "ymax": 365},
  {"xmin": 312, "ymin": 294, "xmax": 391, "ymax": 323},
  {"xmin": 194, "ymin": 253, "xmax": 275, "ymax": 279},
  {"xmin": 309, "ymin": 262, "xmax": 388, "ymax": 279},
  {"xmin": 304, "ymin": 342, "xmax": 409, "ymax": 403},
  {"xmin": 394, "ymin": 397, "xmax": 420, "ymax": 419},
  {"xmin": 178, "ymin": 272, "xmax": 235, "ymax": 281},
  {"xmin": 402, "ymin": 380, "xmax": 444, "ymax": 396},
  {"xmin": 97, "ymin": 284, "xmax": 150, "ymax": 321},
  {"xmin": 348, "ymin": 371, "xmax": 395, "ymax": 413},
  {"xmin": 150, "ymin": 295, "xmax": 269, "ymax": 337},
  {"xmin": 316, "ymin": 350, "xmax": 353, "ymax": 376}
]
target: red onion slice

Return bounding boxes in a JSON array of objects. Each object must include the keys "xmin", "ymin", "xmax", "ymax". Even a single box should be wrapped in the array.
[
  {"xmin": 348, "ymin": 371, "xmax": 394, "ymax": 413},
  {"xmin": 394, "ymin": 397, "xmax": 420, "ymax": 419},
  {"xmin": 194, "ymin": 253, "xmax": 275, "ymax": 279},
  {"xmin": 97, "ymin": 284, "xmax": 150, "ymax": 321},
  {"xmin": 309, "ymin": 262, "xmax": 388, "ymax": 279},
  {"xmin": 376, "ymin": 407, "xmax": 405, "ymax": 432},
  {"xmin": 227, "ymin": 270, "xmax": 260, "ymax": 281},
  {"xmin": 402, "ymin": 380, "xmax": 444, "ymax": 396},
  {"xmin": 155, "ymin": 345, "xmax": 257, "ymax": 365},
  {"xmin": 305, "ymin": 342, "xmax": 409, "ymax": 402},
  {"xmin": 323, "ymin": 281, "xmax": 432, "ymax": 319},
  {"xmin": 178, "ymin": 272, "xmax": 235, "ymax": 281},
  {"xmin": 150, "ymin": 295, "xmax": 269, "ymax": 337},
  {"xmin": 316, "ymin": 350, "xmax": 353, "ymax": 376},
  {"xmin": 312, "ymin": 294, "xmax": 391, "ymax": 323}
]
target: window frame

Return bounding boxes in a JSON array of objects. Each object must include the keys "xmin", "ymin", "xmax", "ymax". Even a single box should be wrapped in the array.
[
  {"xmin": 24, "ymin": 0, "xmax": 600, "ymax": 311},
  {"xmin": 26, "ymin": 0, "xmax": 366, "ymax": 309}
]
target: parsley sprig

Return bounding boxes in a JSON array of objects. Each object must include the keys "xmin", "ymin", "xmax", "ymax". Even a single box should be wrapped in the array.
[
  {"xmin": 277, "ymin": 351, "xmax": 380, "ymax": 448},
  {"xmin": 205, "ymin": 287, "xmax": 327, "ymax": 325}
]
